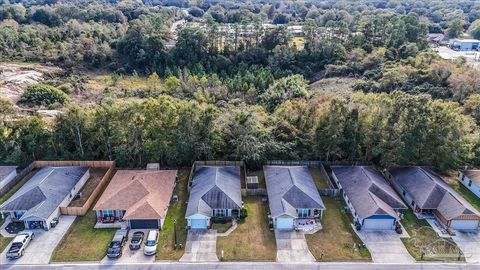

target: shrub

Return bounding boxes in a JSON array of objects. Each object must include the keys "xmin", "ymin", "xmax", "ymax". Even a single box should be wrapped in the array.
[
  {"xmin": 18, "ymin": 84, "xmax": 70, "ymax": 106},
  {"xmin": 240, "ymin": 208, "xmax": 248, "ymax": 219}
]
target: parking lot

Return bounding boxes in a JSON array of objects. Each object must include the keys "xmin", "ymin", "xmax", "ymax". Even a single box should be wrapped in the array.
[{"xmin": 0, "ymin": 216, "xmax": 76, "ymax": 265}]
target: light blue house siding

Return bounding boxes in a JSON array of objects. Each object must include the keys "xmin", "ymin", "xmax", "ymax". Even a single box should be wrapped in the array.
[
  {"xmin": 459, "ymin": 171, "xmax": 480, "ymax": 199},
  {"xmin": 449, "ymin": 39, "xmax": 480, "ymax": 51}
]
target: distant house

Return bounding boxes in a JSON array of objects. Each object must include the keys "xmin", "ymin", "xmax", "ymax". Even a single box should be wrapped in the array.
[
  {"xmin": 264, "ymin": 166, "xmax": 325, "ymax": 230},
  {"xmin": 449, "ymin": 38, "xmax": 480, "ymax": 51},
  {"xmin": 0, "ymin": 166, "xmax": 90, "ymax": 230},
  {"xmin": 459, "ymin": 170, "xmax": 480, "ymax": 199},
  {"xmin": 331, "ymin": 166, "xmax": 406, "ymax": 230},
  {"xmin": 185, "ymin": 166, "xmax": 242, "ymax": 229},
  {"xmin": 93, "ymin": 170, "xmax": 177, "ymax": 229},
  {"xmin": 387, "ymin": 166, "xmax": 480, "ymax": 231},
  {"xmin": 0, "ymin": 166, "xmax": 17, "ymax": 191}
]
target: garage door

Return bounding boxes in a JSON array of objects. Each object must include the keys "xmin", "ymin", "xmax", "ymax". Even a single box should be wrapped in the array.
[
  {"xmin": 190, "ymin": 218, "xmax": 208, "ymax": 229},
  {"xmin": 451, "ymin": 220, "xmax": 480, "ymax": 230},
  {"xmin": 362, "ymin": 218, "xmax": 394, "ymax": 230},
  {"xmin": 276, "ymin": 217, "xmax": 294, "ymax": 230},
  {"xmin": 130, "ymin": 219, "xmax": 159, "ymax": 229}
]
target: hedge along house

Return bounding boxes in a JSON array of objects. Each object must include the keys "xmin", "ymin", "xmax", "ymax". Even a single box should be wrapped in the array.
[
  {"xmin": 0, "ymin": 166, "xmax": 90, "ymax": 230},
  {"xmin": 459, "ymin": 170, "xmax": 480, "ymax": 199},
  {"xmin": 264, "ymin": 166, "xmax": 325, "ymax": 231},
  {"xmin": 331, "ymin": 166, "xmax": 407, "ymax": 230},
  {"xmin": 0, "ymin": 166, "xmax": 17, "ymax": 192},
  {"xmin": 93, "ymin": 170, "xmax": 177, "ymax": 229},
  {"xmin": 387, "ymin": 166, "xmax": 480, "ymax": 231},
  {"xmin": 185, "ymin": 166, "xmax": 242, "ymax": 230}
]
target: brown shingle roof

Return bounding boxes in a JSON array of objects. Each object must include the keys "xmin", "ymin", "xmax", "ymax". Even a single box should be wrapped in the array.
[{"xmin": 93, "ymin": 170, "xmax": 177, "ymax": 220}]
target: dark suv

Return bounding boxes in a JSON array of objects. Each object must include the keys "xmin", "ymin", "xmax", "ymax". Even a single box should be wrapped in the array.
[{"xmin": 107, "ymin": 229, "xmax": 129, "ymax": 259}]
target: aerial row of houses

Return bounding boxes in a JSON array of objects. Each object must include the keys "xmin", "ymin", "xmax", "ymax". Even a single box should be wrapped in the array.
[{"xmin": 0, "ymin": 162, "xmax": 479, "ymax": 233}]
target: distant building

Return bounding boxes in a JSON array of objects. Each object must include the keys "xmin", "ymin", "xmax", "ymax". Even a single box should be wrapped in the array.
[{"xmin": 449, "ymin": 39, "xmax": 480, "ymax": 51}]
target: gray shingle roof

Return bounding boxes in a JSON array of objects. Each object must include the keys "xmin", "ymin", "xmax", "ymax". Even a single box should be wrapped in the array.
[
  {"xmin": 0, "ymin": 166, "xmax": 17, "ymax": 181},
  {"xmin": 331, "ymin": 166, "xmax": 406, "ymax": 220},
  {"xmin": 264, "ymin": 166, "xmax": 325, "ymax": 218},
  {"xmin": 185, "ymin": 166, "xmax": 242, "ymax": 218},
  {"xmin": 0, "ymin": 166, "xmax": 89, "ymax": 220},
  {"xmin": 388, "ymin": 166, "xmax": 480, "ymax": 220}
]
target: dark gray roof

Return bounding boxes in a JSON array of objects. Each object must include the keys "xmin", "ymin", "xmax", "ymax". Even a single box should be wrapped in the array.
[
  {"xmin": 461, "ymin": 170, "xmax": 480, "ymax": 186},
  {"xmin": 185, "ymin": 166, "xmax": 242, "ymax": 218},
  {"xmin": 0, "ymin": 166, "xmax": 17, "ymax": 181},
  {"xmin": 331, "ymin": 166, "xmax": 406, "ymax": 220},
  {"xmin": 388, "ymin": 166, "xmax": 480, "ymax": 220},
  {"xmin": 264, "ymin": 166, "xmax": 325, "ymax": 218},
  {"xmin": 0, "ymin": 166, "xmax": 89, "ymax": 220}
]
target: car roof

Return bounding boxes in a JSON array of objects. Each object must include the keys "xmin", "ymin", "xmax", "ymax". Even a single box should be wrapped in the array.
[{"xmin": 146, "ymin": 230, "xmax": 158, "ymax": 240}]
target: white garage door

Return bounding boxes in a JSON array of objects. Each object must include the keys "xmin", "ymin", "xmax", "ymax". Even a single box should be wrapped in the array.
[
  {"xmin": 362, "ymin": 218, "xmax": 394, "ymax": 230},
  {"xmin": 451, "ymin": 220, "xmax": 479, "ymax": 230},
  {"xmin": 276, "ymin": 217, "xmax": 294, "ymax": 230},
  {"xmin": 190, "ymin": 218, "xmax": 208, "ymax": 229}
]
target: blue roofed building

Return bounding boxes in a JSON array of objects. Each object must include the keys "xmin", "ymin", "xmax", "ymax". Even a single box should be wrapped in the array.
[
  {"xmin": 0, "ymin": 166, "xmax": 90, "ymax": 230},
  {"xmin": 185, "ymin": 166, "xmax": 242, "ymax": 229}
]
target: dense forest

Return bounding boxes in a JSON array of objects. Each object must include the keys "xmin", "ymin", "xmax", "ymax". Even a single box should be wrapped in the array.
[{"xmin": 1, "ymin": 0, "xmax": 480, "ymax": 171}]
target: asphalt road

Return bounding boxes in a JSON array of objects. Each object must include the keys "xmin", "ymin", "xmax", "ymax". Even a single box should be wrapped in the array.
[{"xmin": 2, "ymin": 262, "xmax": 480, "ymax": 270}]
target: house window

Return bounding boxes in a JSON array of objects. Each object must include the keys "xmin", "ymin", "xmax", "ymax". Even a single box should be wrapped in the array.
[
  {"xmin": 462, "ymin": 175, "xmax": 465, "ymax": 181},
  {"xmin": 469, "ymin": 180, "xmax": 472, "ymax": 187},
  {"xmin": 297, "ymin": 208, "xmax": 309, "ymax": 218},
  {"xmin": 213, "ymin": 209, "xmax": 227, "ymax": 217},
  {"xmin": 103, "ymin": 210, "xmax": 114, "ymax": 217},
  {"xmin": 411, "ymin": 201, "xmax": 415, "ymax": 207},
  {"xmin": 402, "ymin": 191, "xmax": 406, "ymax": 196}
]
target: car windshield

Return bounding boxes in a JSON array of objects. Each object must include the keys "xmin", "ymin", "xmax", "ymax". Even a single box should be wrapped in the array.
[
  {"xmin": 109, "ymin": 241, "xmax": 121, "ymax": 248},
  {"xmin": 145, "ymin": 240, "xmax": 156, "ymax": 246}
]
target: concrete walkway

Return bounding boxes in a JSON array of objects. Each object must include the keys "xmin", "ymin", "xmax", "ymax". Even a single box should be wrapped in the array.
[
  {"xmin": 180, "ymin": 230, "xmax": 218, "ymax": 262},
  {"xmin": 354, "ymin": 229, "xmax": 414, "ymax": 264},
  {"xmin": 0, "ymin": 215, "xmax": 76, "ymax": 265},
  {"xmin": 275, "ymin": 230, "xmax": 315, "ymax": 263},
  {"xmin": 216, "ymin": 220, "xmax": 238, "ymax": 237}
]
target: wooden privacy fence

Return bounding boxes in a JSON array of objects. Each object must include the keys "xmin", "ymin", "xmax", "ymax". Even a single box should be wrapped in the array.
[
  {"xmin": 242, "ymin": 188, "xmax": 267, "ymax": 196},
  {"xmin": 31, "ymin": 160, "xmax": 117, "ymax": 216},
  {"xmin": 318, "ymin": 189, "xmax": 341, "ymax": 197}
]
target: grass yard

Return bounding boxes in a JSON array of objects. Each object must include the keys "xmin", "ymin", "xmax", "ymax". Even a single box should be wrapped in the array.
[
  {"xmin": 156, "ymin": 168, "xmax": 189, "ymax": 260},
  {"xmin": 0, "ymin": 217, "xmax": 12, "ymax": 252},
  {"xmin": 216, "ymin": 197, "xmax": 276, "ymax": 261},
  {"xmin": 309, "ymin": 167, "xmax": 330, "ymax": 189},
  {"xmin": 400, "ymin": 210, "xmax": 464, "ymax": 261},
  {"xmin": 449, "ymin": 182, "xmax": 480, "ymax": 211},
  {"xmin": 305, "ymin": 197, "xmax": 371, "ymax": 261},
  {"xmin": 69, "ymin": 168, "xmax": 108, "ymax": 207},
  {"xmin": 212, "ymin": 222, "xmax": 232, "ymax": 233},
  {"xmin": 51, "ymin": 211, "xmax": 116, "ymax": 261}
]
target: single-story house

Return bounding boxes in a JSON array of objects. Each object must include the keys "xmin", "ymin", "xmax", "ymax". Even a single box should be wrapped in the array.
[
  {"xmin": 264, "ymin": 166, "xmax": 325, "ymax": 230},
  {"xmin": 185, "ymin": 166, "xmax": 242, "ymax": 229},
  {"xmin": 0, "ymin": 166, "xmax": 17, "ymax": 191},
  {"xmin": 331, "ymin": 166, "xmax": 407, "ymax": 230},
  {"xmin": 459, "ymin": 170, "xmax": 480, "ymax": 199},
  {"xmin": 449, "ymin": 38, "xmax": 480, "ymax": 51},
  {"xmin": 0, "ymin": 166, "xmax": 90, "ymax": 230},
  {"xmin": 387, "ymin": 166, "xmax": 480, "ymax": 231},
  {"xmin": 93, "ymin": 170, "xmax": 177, "ymax": 229}
]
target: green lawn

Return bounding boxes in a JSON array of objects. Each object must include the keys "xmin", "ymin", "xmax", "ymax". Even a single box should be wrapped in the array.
[
  {"xmin": 305, "ymin": 197, "xmax": 371, "ymax": 261},
  {"xmin": 51, "ymin": 211, "xmax": 116, "ymax": 261},
  {"xmin": 0, "ymin": 217, "xmax": 12, "ymax": 252},
  {"xmin": 449, "ymin": 182, "xmax": 480, "ymax": 211},
  {"xmin": 400, "ymin": 210, "xmax": 464, "ymax": 261},
  {"xmin": 156, "ymin": 168, "xmax": 189, "ymax": 260},
  {"xmin": 216, "ymin": 197, "xmax": 276, "ymax": 261},
  {"xmin": 309, "ymin": 167, "xmax": 330, "ymax": 189},
  {"xmin": 212, "ymin": 222, "xmax": 232, "ymax": 233}
]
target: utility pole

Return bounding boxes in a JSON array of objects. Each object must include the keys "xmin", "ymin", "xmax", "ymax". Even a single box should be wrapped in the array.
[{"xmin": 174, "ymin": 219, "xmax": 177, "ymax": 249}]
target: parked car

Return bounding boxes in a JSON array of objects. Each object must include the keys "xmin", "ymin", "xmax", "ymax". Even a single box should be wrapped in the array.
[
  {"xmin": 107, "ymin": 229, "xmax": 129, "ymax": 259},
  {"xmin": 143, "ymin": 230, "xmax": 158, "ymax": 256},
  {"xmin": 6, "ymin": 231, "xmax": 34, "ymax": 259},
  {"xmin": 129, "ymin": 231, "xmax": 145, "ymax": 250}
]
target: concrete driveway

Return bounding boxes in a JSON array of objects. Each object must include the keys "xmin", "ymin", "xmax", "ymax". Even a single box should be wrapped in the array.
[
  {"xmin": 101, "ymin": 229, "xmax": 155, "ymax": 264},
  {"xmin": 275, "ymin": 230, "xmax": 315, "ymax": 263},
  {"xmin": 452, "ymin": 231, "xmax": 480, "ymax": 263},
  {"xmin": 355, "ymin": 229, "xmax": 414, "ymax": 263},
  {"xmin": 180, "ymin": 230, "xmax": 218, "ymax": 262},
  {"xmin": 0, "ymin": 215, "xmax": 76, "ymax": 265}
]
